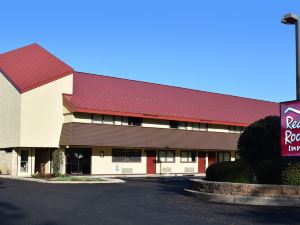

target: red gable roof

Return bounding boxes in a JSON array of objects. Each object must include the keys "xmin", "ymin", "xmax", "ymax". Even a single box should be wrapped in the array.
[
  {"xmin": 64, "ymin": 72, "xmax": 279, "ymax": 126},
  {"xmin": 0, "ymin": 43, "xmax": 73, "ymax": 93}
]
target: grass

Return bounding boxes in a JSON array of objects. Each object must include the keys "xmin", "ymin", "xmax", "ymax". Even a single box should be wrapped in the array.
[
  {"xmin": 32, "ymin": 173, "xmax": 104, "ymax": 182},
  {"xmin": 50, "ymin": 176, "xmax": 104, "ymax": 182}
]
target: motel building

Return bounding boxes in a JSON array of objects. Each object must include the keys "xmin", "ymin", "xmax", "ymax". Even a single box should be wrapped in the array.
[{"xmin": 0, "ymin": 44, "xmax": 279, "ymax": 177}]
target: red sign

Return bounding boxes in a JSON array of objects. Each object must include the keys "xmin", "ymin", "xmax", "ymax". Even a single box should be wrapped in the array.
[{"xmin": 281, "ymin": 100, "xmax": 300, "ymax": 156}]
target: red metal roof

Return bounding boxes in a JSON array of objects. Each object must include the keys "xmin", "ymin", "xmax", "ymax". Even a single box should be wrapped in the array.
[
  {"xmin": 64, "ymin": 72, "xmax": 279, "ymax": 126},
  {"xmin": 0, "ymin": 43, "xmax": 73, "ymax": 93}
]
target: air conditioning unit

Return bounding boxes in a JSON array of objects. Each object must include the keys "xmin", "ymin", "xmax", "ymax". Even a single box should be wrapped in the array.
[
  {"xmin": 122, "ymin": 168, "xmax": 133, "ymax": 174},
  {"xmin": 161, "ymin": 167, "xmax": 172, "ymax": 173},
  {"xmin": 184, "ymin": 167, "xmax": 194, "ymax": 173}
]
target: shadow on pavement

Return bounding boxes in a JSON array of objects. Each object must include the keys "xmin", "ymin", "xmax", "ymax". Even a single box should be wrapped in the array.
[
  {"xmin": 216, "ymin": 207, "xmax": 300, "ymax": 225},
  {"xmin": 0, "ymin": 201, "xmax": 26, "ymax": 225}
]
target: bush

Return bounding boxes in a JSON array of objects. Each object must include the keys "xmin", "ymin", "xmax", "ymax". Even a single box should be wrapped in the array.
[
  {"xmin": 254, "ymin": 160, "xmax": 284, "ymax": 184},
  {"xmin": 238, "ymin": 116, "xmax": 281, "ymax": 167},
  {"xmin": 206, "ymin": 161, "xmax": 254, "ymax": 183},
  {"xmin": 282, "ymin": 164, "xmax": 300, "ymax": 185},
  {"xmin": 52, "ymin": 149, "xmax": 63, "ymax": 177}
]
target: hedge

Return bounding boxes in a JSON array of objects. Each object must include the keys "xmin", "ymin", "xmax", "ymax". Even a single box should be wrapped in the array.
[
  {"xmin": 282, "ymin": 164, "xmax": 300, "ymax": 185},
  {"xmin": 254, "ymin": 160, "xmax": 283, "ymax": 184},
  {"xmin": 206, "ymin": 161, "xmax": 254, "ymax": 183}
]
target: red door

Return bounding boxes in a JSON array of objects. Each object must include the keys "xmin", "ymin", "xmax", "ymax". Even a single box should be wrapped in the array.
[
  {"xmin": 208, "ymin": 152, "xmax": 216, "ymax": 167},
  {"xmin": 198, "ymin": 152, "xmax": 206, "ymax": 173},
  {"xmin": 146, "ymin": 150, "xmax": 156, "ymax": 174}
]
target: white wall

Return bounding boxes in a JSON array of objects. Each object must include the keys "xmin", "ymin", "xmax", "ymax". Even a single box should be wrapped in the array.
[
  {"xmin": 20, "ymin": 74, "xmax": 73, "ymax": 147},
  {"xmin": 0, "ymin": 72, "xmax": 21, "ymax": 148}
]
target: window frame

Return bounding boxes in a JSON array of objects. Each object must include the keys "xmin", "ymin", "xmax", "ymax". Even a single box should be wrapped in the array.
[
  {"xmin": 180, "ymin": 151, "xmax": 197, "ymax": 163},
  {"xmin": 158, "ymin": 150, "xmax": 175, "ymax": 163},
  {"xmin": 128, "ymin": 117, "xmax": 143, "ymax": 126},
  {"xmin": 112, "ymin": 149, "xmax": 142, "ymax": 163},
  {"xmin": 217, "ymin": 151, "xmax": 231, "ymax": 162},
  {"xmin": 169, "ymin": 120, "xmax": 179, "ymax": 129}
]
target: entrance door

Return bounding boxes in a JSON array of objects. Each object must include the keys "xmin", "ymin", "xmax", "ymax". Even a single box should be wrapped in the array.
[
  {"xmin": 66, "ymin": 148, "xmax": 91, "ymax": 174},
  {"xmin": 208, "ymin": 152, "xmax": 216, "ymax": 167},
  {"xmin": 198, "ymin": 152, "xmax": 206, "ymax": 173},
  {"xmin": 146, "ymin": 150, "xmax": 156, "ymax": 174},
  {"xmin": 18, "ymin": 149, "xmax": 31, "ymax": 176}
]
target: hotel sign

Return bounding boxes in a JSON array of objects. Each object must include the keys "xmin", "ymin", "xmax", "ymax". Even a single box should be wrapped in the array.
[{"xmin": 281, "ymin": 100, "xmax": 300, "ymax": 156}]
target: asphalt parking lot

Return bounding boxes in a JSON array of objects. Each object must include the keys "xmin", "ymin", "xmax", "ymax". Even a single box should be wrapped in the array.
[{"xmin": 0, "ymin": 176, "xmax": 299, "ymax": 225}]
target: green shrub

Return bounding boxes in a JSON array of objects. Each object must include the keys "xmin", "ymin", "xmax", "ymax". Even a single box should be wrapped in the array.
[
  {"xmin": 206, "ymin": 161, "xmax": 254, "ymax": 183},
  {"xmin": 52, "ymin": 149, "xmax": 63, "ymax": 177},
  {"xmin": 237, "ymin": 116, "xmax": 281, "ymax": 167},
  {"xmin": 282, "ymin": 164, "xmax": 300, "ymax": 185},
  {"xmin": 254, "ymin": 160, "xmax": 283, "ymax": 184}
]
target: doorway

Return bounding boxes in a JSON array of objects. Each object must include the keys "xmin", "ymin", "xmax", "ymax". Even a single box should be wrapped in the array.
[
  {"xmin": 208, "ymin": 152, "xmax": 216, "ymax": 167},
  {"xmin": 198, "ymin": 152, "xmax": 206, "ymax": 173},
  {"xmin": 146, "ymin": 150, "xmax": 156, "ymax": 174},
  {"xmin": 66, "ymin": 148, "xmax": 92, "ymax": 174},
  {"xmin": 18, "ymin": 148, "xmax": 32, "ymax": 176}
]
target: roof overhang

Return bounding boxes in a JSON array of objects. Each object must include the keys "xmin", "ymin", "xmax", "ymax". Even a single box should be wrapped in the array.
[{"xmin": 60, "ymin": 122, "xmax": 240, "ymax": 150}]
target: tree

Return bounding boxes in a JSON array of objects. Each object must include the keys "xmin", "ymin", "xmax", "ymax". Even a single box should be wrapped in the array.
[{"xmin": 237, "ymin": 115, "xmax": 281, "ymax": 166}]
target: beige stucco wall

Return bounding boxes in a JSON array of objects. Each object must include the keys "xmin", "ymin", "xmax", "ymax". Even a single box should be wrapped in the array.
[
  {"xmin": 20, "ymin": 74, "xmax": 73, "ymax": 147},
  {"xmin": 91, "ymin": 148, "xmax": 200, "ymax": 175},
  {"xmin": 0, "ymin": 72, "xmax": 21, "ymax": 148},
  {"xmin": 0, "ymin": 150, "xmax": 12, "ymax": 174},
  {"xmin": 91, "ymin": 147, "xmax": 147, "ymax": 174}
]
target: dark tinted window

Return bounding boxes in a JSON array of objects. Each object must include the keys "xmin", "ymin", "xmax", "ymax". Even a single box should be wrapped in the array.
[
  {"xmin": 112, "ymin": 149, "xmax": 141, "ymax": 162},
  {"xmin": 128, "ymin": 117, "xmax": 142, "ymax": 126},
  {"xmin": 169, "ymin": 120, "xmax": 179, "ymax": 128}
]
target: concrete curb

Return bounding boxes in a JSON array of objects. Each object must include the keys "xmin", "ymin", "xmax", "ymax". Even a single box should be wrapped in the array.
[
  {"xmin": 0, "ymin": 175, "xmax": 125, "ymax": 184},
  {"xmin": 184, "ymin": 189, "xmax": 300, "ymax": 207}
]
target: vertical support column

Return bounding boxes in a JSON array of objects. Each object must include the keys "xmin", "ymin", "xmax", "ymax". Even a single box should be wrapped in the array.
[
  {"xmin": 11, "ymin": 148, "xmax": 18, "ymax": 176},
  {"xmin": 205, "ymin": 152, "xmax": 208, "ymax": 170},
  {"xmin": 31, "ymin": 148, "xmax": 35, "ymax": 175}
]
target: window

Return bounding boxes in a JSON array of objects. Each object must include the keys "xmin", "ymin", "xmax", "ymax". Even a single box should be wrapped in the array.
[
  {"xmin": 158, "ymin": 150, "xmax": 175, "ymax": 163},
  {"xmin": 179, "ymin": 122, "xmax": 187, "ymax": 129},
  {"xmin": 181, "ymin": 151, "xmax": 197, "ymax": 163},
  {"xmin": 217, "ymin": 152, "xmax": 231, "ymax": 162},
  {"xmin": 128, "ymin": 117, "xmax": 142, "ymax": 126},
  {"xmin": 121, "ymin": 116, "xmax": 128, "ymax": 125},
  {"xmin": 229, "ymin": 126, "xmax": 244, "ymax": 133},
  {"xmin": 235, "ymin": 152, "xmax": 240, "ymax": 160},
  {"xmin": 103, "ymin": 115, "xmax": 115, "ymax": 124},
  {"xmin": 169, "ymin": 120, "xmax": 179, "ymax": 129},
  {"xmin": 199, "ymin": 123, "xmax": 208, "ymax": 131},
  {"xmin": 93, "ymin": 114, "xmax": 103, "ymax": 124},
  {"xmin": 112, "ymin": 149, "xmax": 141, "ymax": 162},
  {"xmin": 192, "ymin": 123, "xmax": 200, "ymax": 130}
]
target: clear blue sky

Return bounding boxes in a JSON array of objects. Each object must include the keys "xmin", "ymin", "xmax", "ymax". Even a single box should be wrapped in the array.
[{"xmin": 1, "ymin": 1, "xmax": 300, "ymax": 102}]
